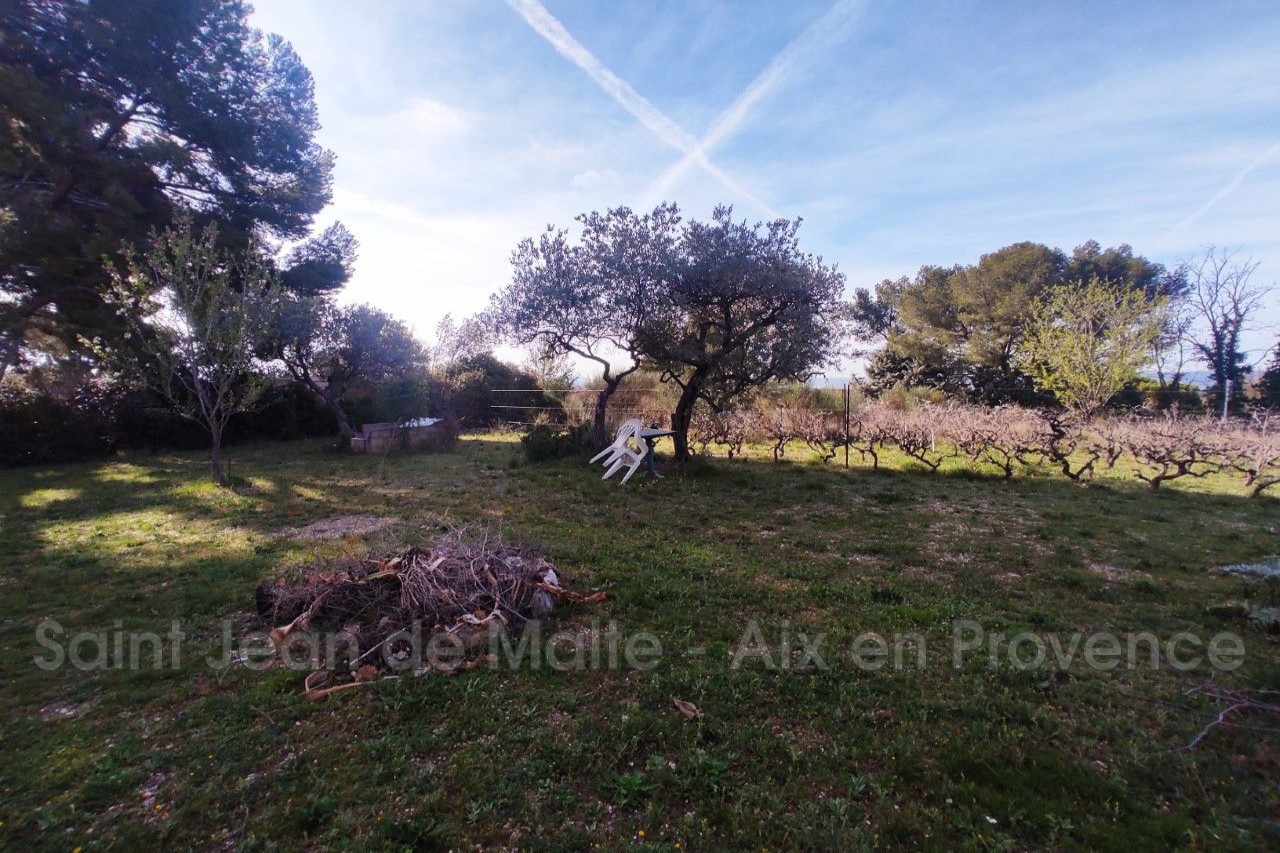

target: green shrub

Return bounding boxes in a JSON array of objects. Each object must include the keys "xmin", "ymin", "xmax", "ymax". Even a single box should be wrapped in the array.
[{"xmin": 520, "ymin": 423, "xmax": 591, "ymax": 462}]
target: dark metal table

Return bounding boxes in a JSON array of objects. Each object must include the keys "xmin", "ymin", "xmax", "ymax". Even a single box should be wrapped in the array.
[{"xmin": 638, "ymin": 428, "xmax": 676, "ymax": 477}]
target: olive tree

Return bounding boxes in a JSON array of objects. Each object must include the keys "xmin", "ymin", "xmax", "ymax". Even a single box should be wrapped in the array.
[
  {"xmin": 493, "ymin": 204, "xmax": 679, "ymax": 446},
  {"xmin": 270, "ymin": 299, "xmax": 426, "ymax": 437},
  {"xmin": 638, "ymin": 206, "xmax": 846, "ymax": 461}
]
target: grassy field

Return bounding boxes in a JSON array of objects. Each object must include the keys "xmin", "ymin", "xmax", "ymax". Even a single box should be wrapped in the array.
[{"xmin": 1, "ymin": 434, "xmax": 1278, "ymax": 851}]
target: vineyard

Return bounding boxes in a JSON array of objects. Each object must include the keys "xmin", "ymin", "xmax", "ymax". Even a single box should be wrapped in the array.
[{"xmin": 680, "ymin": 403, "xmax": 1280, "ymax": 497}]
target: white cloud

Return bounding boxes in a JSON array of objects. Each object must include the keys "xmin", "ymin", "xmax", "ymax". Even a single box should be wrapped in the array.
[
  {"xmin": 571, "ymin": 168, "xmax": 622, "ymax": 189},
  {"xmin": 325, "ymin": 189, "xmax": 524, "ymax": 335},
  {"xmin": 249, "ymin": 0, "xmax": 1280, "ymax": 358},
  {"xmin": 388, "ymin": 97, "xmax": 469, "ymax": 140}
]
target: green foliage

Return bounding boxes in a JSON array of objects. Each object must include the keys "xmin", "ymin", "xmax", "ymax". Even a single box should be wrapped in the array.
[
  {"xmin": 499, "ymin": 204, "xmax": 844, "ymax": 456},
  {"xmin": 374, "ymin": 376, "xmax": 437, "ymax": 425},
  {"xmin": 269, "ymin": 300, "xmax": 425, "ymax": 435},
  {"xmin": 637, "ymin": 206, "xmax": 846, "ymax": 459},
  {"xmin": 520, "ymin": 422, "xmax": 592, "ymax": 462},
  {"xmin": 852, "ymin": 241, "xmax": 1182, "ymax": 404},
  {"xmin": 1018, "ymin": 278, "xmax": 1166, "ymax": 419},
  {"xmin": 1257, "ymin": 345, "xmax": 1280, "ymax": 409},
  {"xmin": 0, "ymin": 380, "xmax": 339, "ymax": 467},
  {"xmin": 877, "ymin": 383, "xmax": 945, "ymax": 411},
  {"xmin": 440, "ymin": 354, "xmax": 559, "ymax": 427},
  {"xmin": 0, "ymin": 0, "xmax": 336, "ymax": 376},
  {"xmin": 278, "ymin": 223, "xmax": 359, "ymax": 298},
  {"xmin": 493, "ymin": 205, "xmax": 673, "ymax": 445},
  {"xmin": 107, "ymin": 220, "xmax": 283, "ymax": 482},
  {"xmin": 0, "ymin": 384, "xmax": 117, "ymax": 465},
  {"xmin": 1115, "ymin": 377, "xmax": 1204, "ymax": 413}
]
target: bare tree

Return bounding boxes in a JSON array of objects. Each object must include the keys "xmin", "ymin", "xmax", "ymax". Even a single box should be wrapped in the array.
[
  {"xmin": 1185, "ymin": 247, "xmax": 1274, "ymax": 412},
  {"xmin": 1151, "ymin": 296, "xmax": 1194, "ymax": 394}
]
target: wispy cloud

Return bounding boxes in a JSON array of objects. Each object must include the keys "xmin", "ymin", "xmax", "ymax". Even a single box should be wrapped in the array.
[
  {"xmin": 503, "ymin": 0, "xmax": 777, "ymax": 216},
  {"xmin": 645, "ymin": 0, "xmax": 865, "ymax": 207},
  {"xmin": 1158, "ymin": 138, "xmax": 1280, "ymax": 247}
]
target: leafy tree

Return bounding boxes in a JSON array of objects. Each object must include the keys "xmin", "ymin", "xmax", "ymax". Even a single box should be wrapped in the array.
[
  {"xmin": 271, "ymin": 300, "xmax": 426, "ymax": 437},
  {"xmin": 638, "ymin": 207, "xmax": 845, "ymax": 461},
  {"xmin": 374, "ymin": 376, "xmax": 437, "ymax": 425},
  {"xmin": 429, "ymin": 313, "xmax": 492, "ymax": 371},
  {"xmin": 0, "ymin": 0, "xmax": 335, "ymax": 378},
  {"xmin": 107, "ymin": 220, "xmax": 281, "ymax": 483},
  {"xmin": 1184, "ymin": 246, "xmax": 1274, "ymax": 413},
  {"xmin": 848, "ymin": 276, "xmax": 905, "ymax": 357},
  {"xmin": 943, "ymin": 242, "xmax": 1066, "ymax": 398},
  {"xmin": 1062, "ymin": 241, "xmax": 1186, "ymax": 301},
  {"xmin": 279, "ymin": 223, "xmax": 359, "ymax": 297},
  {"xmin": 851, "ymin": 241, "xmax": 1180, "ymax": 403},
  {"xmin": 1017, "ymin": 278, "xmax": 1166, "ymax": 419},
  {"xmin": 498, "ymin": 205, "xmax": 841, "ymax": 456},
  {"xmin": 440, "ymin": 354, "xmax": 556, "ymax": 427},
  {"xmin": 494, "ymin": 205, "xmax": 679, "ymax": 446},
  {"xmin": 1256, "ymin": 344, "xmax": 1280, "ymax": 410}
]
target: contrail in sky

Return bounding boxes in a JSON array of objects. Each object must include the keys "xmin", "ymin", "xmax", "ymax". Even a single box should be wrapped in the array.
[
  {"xmin": 1160, "ymin": 139, "xmax": 1280, "ymax": 246},
  {"xmin": 504, "ymin": 0, "xmax": 778, "ymax": 217},
  {"xmin": 643, "ymin": 0, "xmax": 865, "ymax": 208}
]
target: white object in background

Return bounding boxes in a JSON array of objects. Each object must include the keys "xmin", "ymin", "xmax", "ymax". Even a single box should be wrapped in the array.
[
  {"xmin": 590, "ymin": 418, "xmax": 643, "ymax": 468},
  {"xmin": 592, "ymin": 419, "xmax": 647, "ymax": 485}
]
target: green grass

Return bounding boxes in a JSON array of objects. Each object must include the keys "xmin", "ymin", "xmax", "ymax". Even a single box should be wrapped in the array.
[{"xmin": 1, "ymin": 435, "xmax": 1278, "ymax": 850}]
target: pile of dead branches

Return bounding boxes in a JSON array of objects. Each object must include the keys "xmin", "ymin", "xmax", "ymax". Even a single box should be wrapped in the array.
[{"xmin": 253, "ymin": 528, "xmax": 602, "ymax": 699}]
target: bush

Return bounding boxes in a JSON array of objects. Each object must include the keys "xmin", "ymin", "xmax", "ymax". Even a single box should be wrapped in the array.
[
  {"xmin": 373, "ymin": 376, "xmax": 439, "ymax": 425},
  {"xmin": 879, "ymin": 383, "xmax": 945, "ymax": 411},
  {"xmin": 230, "ymin": 382, "xmax": 339, "ymax": 442},
  {"xmin": 441, "ymin": 354, "xmax": 561, "ymax": 427},
  {"xmin": 1113, "ymin": 377, "xmax": 1204, "ymax": 413},
  {"xmin": 416, "ymin": 415, "xmax": 461, "ymax": 454},
  {"xmin": 0, "ymin": 385, "xmax": 116, "ymax": 466},
  {"xmin": 521, "ymin": 423, "xmax": 591, "ymax": 462},
  {"xmin": 0, "ymin": 379, "xmax": 344, "ymax": 467}
]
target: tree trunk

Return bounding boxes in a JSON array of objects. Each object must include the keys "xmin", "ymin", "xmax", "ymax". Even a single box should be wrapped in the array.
[
  {"xmin": 591, "ymin": 378, "xmax": 623, "ymax": 448},
  {"xmin": 671, "ymin": 375, "xmax": 704, "ymax": 462},
  {"xmin": 327, "ymin": 393, "xmax": 355, "ymax": 438},
  {"xmin": 210, "ymin": 422, "xmax": 225, "ymax": 484},
  {"xmin": 0, "ymin": 331, "xmax": 21, "ymax": 383},
  {"xmin": 293, "ymin": 371, "xmax": 354, "ymax": 437}
]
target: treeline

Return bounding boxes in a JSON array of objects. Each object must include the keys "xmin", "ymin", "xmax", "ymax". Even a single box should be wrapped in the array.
[
  {"xmin": 0, "ymin": 349, "xmax": 559, "ymax": 468},
  {"xmin": 850, "ymin": 241, "xmax": 1278, "ymax": 414},
  {"xmin": 4, "ymin": 1, "xmax": 1277, "ymax": 477},
  {"xmin": 0, "ymin": 2, "xmax": 559, "ymax": 475}
]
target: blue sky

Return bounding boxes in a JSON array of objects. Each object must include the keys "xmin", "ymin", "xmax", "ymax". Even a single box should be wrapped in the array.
[{"xmin": 249, "ymin": 0, "xmax": 1280, "ymax": 373}]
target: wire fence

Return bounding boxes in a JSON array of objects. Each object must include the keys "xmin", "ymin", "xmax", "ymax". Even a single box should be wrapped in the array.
[{"xmin": 491, "ymin": 385, "xmax": 860, "ymax": 467}]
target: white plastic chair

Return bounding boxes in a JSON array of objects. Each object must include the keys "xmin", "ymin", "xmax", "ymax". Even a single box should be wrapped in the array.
[
  {"xmin": 591, "ymin": 419, "xmax": 647, "ymax": 485},
  {"xmin": 590, "ymin": 418, "xmax": 643, "ymax": 467}
]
